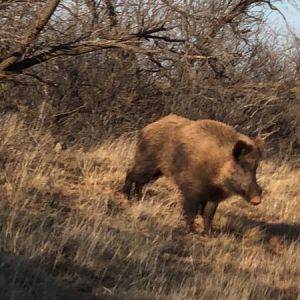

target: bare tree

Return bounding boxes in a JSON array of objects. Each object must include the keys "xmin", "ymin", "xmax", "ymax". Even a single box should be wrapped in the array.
[{"xmin": 0, "ymin": 0, "xmax": 299, "ymax": 150}]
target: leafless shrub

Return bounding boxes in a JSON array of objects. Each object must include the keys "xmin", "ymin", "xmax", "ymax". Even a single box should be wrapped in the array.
[{"xmin": 1, "ymin": 0, "xmax": 299, "ymax": 153}]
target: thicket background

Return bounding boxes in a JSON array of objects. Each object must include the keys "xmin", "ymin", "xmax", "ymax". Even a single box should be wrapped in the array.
[{"xmin": 1, "ymin": 0, "xmax": 299, "ymax": 151}]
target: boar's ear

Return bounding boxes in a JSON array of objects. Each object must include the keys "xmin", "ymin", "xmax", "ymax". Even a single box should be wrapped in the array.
[
  {"xmin": 254, "ymin": 136, "xmax": 265, "ymax": 154},
  {"xmin": 233, "ymin": 140, "xmax": 253, "ymax": 161}
]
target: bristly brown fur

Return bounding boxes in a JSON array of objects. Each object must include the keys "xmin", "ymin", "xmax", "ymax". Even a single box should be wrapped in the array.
[{"xmin": 123, "ymin": 114, "xmax": 264, "ymax": 234}]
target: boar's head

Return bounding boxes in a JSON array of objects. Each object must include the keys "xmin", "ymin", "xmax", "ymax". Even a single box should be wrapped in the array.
[{"xmin": 230, "ymin": 137, "xmax": 265, "ymax": 205}]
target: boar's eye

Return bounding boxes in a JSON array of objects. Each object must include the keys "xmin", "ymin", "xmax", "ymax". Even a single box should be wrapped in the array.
[{"xmin": 232, "ymin": 140, "xmax": 253, "ymax": 162}]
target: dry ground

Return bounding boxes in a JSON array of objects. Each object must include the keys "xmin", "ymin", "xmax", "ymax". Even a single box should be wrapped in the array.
[{"xmin": 0, "ymin": 114, "xmax": 299, "ymax": 300}]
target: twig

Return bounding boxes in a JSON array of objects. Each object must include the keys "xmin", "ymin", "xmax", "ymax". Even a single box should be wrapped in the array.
[{"xmin": 53, "ymin": 105, "xmax": 87, "ymax": 123}]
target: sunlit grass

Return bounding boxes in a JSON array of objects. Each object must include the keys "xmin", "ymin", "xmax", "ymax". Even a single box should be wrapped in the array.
[{"xmin": 0, "ymin": 114, "xmax": 299, "ymax": 299}]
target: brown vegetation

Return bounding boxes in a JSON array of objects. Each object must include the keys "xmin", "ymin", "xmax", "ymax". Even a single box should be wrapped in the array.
[
  {"xmin": 1, "ymin": 0, "xmax": 299, "ymax": 150},
  {"xmin": 0, "ymin": 114, "xmax": 299, "ymax": 299}
]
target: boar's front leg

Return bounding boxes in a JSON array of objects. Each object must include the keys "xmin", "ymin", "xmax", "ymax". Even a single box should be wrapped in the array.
[
  {"xmin": 181, "ymin": 188, "xmax": 202, "ymax": 232},
  {"xmin": 202, "ymin": 201, "xmax": 219, "ymax": 235}
]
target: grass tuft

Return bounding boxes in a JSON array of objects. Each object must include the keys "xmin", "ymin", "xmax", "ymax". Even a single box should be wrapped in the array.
[{"xmin": 0, "ymin": 114, "xmax": 299, "ymax": 299}]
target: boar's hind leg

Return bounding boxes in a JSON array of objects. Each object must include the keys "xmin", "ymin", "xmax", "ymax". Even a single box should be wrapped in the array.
[
  {"xmin": 202, "ymin": 201, "xmax": 219, "ymax": 235},
  {"xmin": 123, "ymin": 165, "xmax": 161, "ymax": 200},
  {"xmin": 122, "ymin": 170, "xmax": 135, "ymax": 199}
]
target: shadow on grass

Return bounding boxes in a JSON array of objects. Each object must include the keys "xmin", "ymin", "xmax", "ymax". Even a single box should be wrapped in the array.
[
  {"xmin": 0, "ymin": 227, "xmax": 165, "ymax": 300},
  {"xmin": 222, "ymin": 213, "xmax": 300, "ymax": 242},
  {"xmin": 249, "ymin": 282, "xmax": 298, "ymax": 300},
  {"xmin": 0, "ymin": 189, "xmax": 180, "ymax": 300},
  {"xmin": 0, "ymin": 183, "xmax": 298, "ymax": 300},
  {"xmin": 0, "ymin": 251, "xmax": 124, "ymax": 300}
]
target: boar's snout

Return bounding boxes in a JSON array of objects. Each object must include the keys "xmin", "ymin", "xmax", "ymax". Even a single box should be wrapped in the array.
[
  {"xmin": 247, "ymin": 179, "xmax": 262, "ymax": 206},
  {"xmin": 249, "ymin": 195, "xmax": 261, "ymax": 206}
]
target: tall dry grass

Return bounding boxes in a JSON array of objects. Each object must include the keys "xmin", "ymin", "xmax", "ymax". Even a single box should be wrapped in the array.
[{"xmin": 0, "ymin": 114, "xmax": 299, "ymax": 300}]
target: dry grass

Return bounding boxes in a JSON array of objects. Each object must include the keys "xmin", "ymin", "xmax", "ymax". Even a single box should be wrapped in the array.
[{"xmin": 0, "ymin": 114, "xmax": 299, "ymax": 300}]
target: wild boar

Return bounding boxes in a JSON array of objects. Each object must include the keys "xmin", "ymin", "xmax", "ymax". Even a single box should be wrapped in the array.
[{"xmin": 122, "ymin": 114, "xmax": 264, "ymax": 234}]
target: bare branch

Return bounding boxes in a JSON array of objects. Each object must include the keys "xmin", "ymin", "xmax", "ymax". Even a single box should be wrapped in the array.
[
  {"xmin": 104, "ymin": 0, "xmax": 118, "ymax": 28},
  {"xmin": 134, "ymin": 24, "xmax": 185, "ymax": 42},
  {"xmin": 22, "ymin": 72, "xmax": 57, "ymax": 87},
  {"xmin": 0, "ymin": 0, "xmax": 61, "ymax": 72},
  {"xmin": 4, "ymin": 39, "xmax": 159, "ymax": 73}
]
